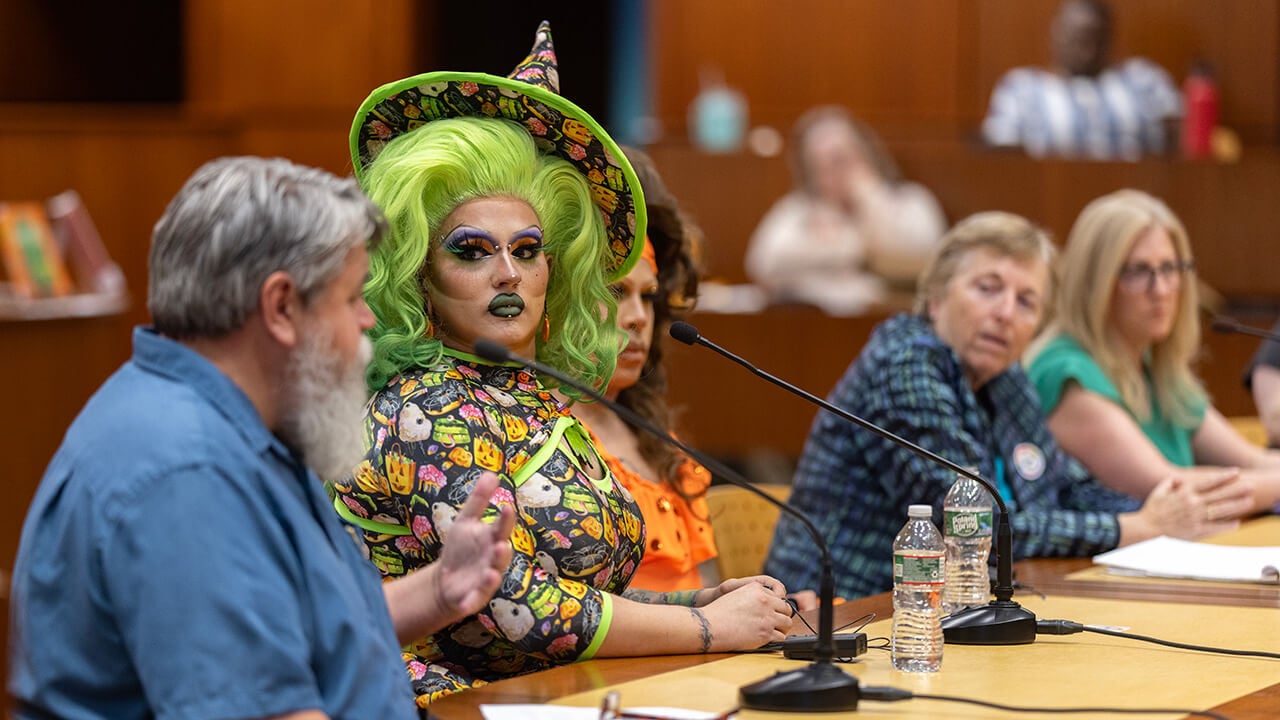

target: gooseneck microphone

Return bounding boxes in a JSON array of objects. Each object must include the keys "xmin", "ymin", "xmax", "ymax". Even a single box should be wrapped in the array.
[
  {"xmin": 471, "ymin": 338, "xmax": 861, "ymax": 712},
  {"xmin": 669, "ymin": 321, "xmax": 1037, "ymax": 646},
  {"xmin": 1211, "ymin": 316, "xmax": 1280, "ymax": 344}
]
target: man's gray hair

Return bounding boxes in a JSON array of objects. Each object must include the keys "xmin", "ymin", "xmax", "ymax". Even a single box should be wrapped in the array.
[{"xmin": 148, "ymin": 156, "xmax": 386, "ymax": 338}]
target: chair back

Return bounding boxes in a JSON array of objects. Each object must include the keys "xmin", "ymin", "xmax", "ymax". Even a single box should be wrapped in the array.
[
  {"xmin": 705, "ymin": 483, "xmax": 791, "ymax": 580},
  {"xmin": 1228, "ymin": 415, "xmax": 1269, "ymax": 447}
]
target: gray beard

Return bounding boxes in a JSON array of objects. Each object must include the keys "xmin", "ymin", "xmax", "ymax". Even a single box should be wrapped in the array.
[{"xmin": 278, "ymin": 328, "xmax": 373, "ymax": 485}]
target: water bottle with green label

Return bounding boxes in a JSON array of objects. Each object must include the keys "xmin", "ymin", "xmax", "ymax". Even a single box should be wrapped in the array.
[
  {"xmin": 942, "ymin": 471, "xmax": 994, "ymax": 615},
  {"xmin": 891, "ymin": 504, "xmax": 945, "ymax": 672}
]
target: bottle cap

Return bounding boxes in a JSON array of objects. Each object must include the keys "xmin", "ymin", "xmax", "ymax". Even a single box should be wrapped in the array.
[{"xmin": 907, "ymin": 504, "xmax": 933, "ymax": 518}]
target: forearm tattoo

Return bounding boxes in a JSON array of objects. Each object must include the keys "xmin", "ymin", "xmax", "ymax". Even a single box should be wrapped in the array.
[
  {"xmin": 622, "ymin": 588, "xmax": 699, "ymax": 606},
  {"xmin": 690, "ymin": 607, "xmax": 712, "ymax": 653},
  {"xmin": 622, "ymin": 588, "xmax": 662, "ymax": 604}
]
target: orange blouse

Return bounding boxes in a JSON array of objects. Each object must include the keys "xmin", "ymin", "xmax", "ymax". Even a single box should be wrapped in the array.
[{"xmin": 583, "ymin": 426, "xmax": 718, "ymax": 592}]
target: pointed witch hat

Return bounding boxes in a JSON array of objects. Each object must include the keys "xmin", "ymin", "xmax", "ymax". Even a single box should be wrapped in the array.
[{"xmin": 350, "ymin": 21, "xmax": 644, "ymax": 281}]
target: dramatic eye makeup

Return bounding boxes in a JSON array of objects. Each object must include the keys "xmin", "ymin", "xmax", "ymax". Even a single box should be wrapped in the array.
[
  {"xmin": 509, "ymin": 227, "xmax": 544, "ymax": 259},
  {"xmin": 439, "ymin": 225, "xmax": 544, "ymax": 262}
]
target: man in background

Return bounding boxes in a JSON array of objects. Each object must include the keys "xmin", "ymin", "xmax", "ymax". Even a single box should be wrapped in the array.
[{"xmin": 982, "ymin": 0, "xmax": 1182, "ymax": 160}]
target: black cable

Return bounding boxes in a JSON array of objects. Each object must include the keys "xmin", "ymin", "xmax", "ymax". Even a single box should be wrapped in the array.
[
  {"xmin": 1037, "ymin": 619, "xmax": 1280, "ymax": 659},
  {"xmin": 860, "ymin": 687, "xmax": 1230, "ymax": 719},
  {"xmin": 789, "ymin": 606, "xmax": 875, "ymax": 637}
]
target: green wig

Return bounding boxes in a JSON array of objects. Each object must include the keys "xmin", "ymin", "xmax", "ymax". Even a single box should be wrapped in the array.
[{"xmin": 359, "ymin": 116, "xmax": 619, "ymax": 398}]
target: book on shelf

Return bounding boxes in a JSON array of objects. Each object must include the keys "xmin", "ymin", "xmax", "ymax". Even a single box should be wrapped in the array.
[
  {"xmin": 1092, "ymin": 536, "xmax": 1280, "ymax": 584},
  {"xmin": 46, "ymin": 190, "xmax": 126, "ymax": 295},
  {"xmin": 0, "ymin": 202, "xmax": 74, "ymax": 299}
]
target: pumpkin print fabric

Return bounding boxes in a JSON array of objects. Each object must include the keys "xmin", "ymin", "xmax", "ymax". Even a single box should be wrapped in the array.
[{"xmin": 331, "ymin": 349, "xmax": 646, "ymax": 705}]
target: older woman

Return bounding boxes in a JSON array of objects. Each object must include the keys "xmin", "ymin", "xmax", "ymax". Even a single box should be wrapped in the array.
[
  {"xmin": 764, "ymin": 211, "xmax": 1246, "ymax": 599},
  {"xmin": 331, "ymin": 24, "xmax": 792, "ymax": 706},
  {"xmin": 1028, "ymin": 189, "xmax": 1280, "ymax": 515}
]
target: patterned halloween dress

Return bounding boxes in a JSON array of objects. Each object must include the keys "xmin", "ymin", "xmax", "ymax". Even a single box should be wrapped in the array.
[{"xmin": 332, "ymin": 348, "xmax": 647, "ymax": 706}]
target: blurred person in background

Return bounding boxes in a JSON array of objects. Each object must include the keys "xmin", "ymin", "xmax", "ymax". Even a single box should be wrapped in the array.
[
  {"xmin": 745, "ymin": 105, "xmax": 945, "ymax": 316},
  {"xmin": 982, "ymin": 0, "xmax": 1182, "ymax": 160}
]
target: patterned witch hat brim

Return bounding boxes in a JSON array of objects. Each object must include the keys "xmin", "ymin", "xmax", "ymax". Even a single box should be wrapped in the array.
[{"xmin": 349, "ymin": 27, "xmax": 644, "ymax": 282}]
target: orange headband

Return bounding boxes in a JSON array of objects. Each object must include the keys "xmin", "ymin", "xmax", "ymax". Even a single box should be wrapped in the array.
[{"xmin": 640, "ymin": 235, "xmax": 657, "ymax": 274}]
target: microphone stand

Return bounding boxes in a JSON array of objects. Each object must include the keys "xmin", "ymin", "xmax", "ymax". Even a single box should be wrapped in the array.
[
  {"xmin": 669, "ymin": 321, "xmax": 1037, "ymax": 645},
  {"xmin": 471, "ymin": 339, "xmax": 861, "ymax": 712},
  {"xmin": 1211, "ymin": 316, "xmax": 1280, "ymax": 344}
]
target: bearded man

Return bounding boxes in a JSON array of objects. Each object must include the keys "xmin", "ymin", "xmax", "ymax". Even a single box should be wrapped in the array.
[{"xmin": 8, "ymin": 157, "xmax": 514, "ymax": 720}]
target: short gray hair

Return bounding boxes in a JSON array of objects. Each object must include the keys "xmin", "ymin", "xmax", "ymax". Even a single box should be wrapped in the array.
[
  {"xmin": 148, "ymin": 156, "xmax": 386, "ymax": 338},
  {"xmin": 914, "ymin": 211, "xmax": 1056, "ymax": 321}
]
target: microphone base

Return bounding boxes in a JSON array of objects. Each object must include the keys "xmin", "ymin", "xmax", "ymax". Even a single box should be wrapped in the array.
[
  {"xmin": 941, "ymin": 600, "xmax": 1037, "ymax": 645},
  {"xmin": 739, "ymin": 661, "xmax": 860, "ymax": 712}
]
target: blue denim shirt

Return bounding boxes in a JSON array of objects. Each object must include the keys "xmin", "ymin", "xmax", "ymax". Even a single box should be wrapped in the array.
[{"xmin": 9, "ymin": 327, "xmax": 417, "ymax": 720}]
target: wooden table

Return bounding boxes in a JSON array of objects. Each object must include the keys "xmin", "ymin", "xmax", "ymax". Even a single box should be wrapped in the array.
[
  {"xmin": 1014, "ymin": 516, "xmax": 1280, "ymax": 610},
  {"xmin": 428, "ymin": 519, "xmax": 1280, "ymax": 719}
]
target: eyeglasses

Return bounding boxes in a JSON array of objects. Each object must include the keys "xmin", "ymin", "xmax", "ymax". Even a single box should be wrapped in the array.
[
  {"xmin": 1116, "ymin": 260, "xmax": 1194, "ymax": 293},
  {"xmin": 599, "ymin": 690, "xmax": 739, "ymax": 720}
]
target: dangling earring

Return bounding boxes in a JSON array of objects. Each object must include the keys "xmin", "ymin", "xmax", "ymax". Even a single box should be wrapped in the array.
[
  {"xmin": 541, "ymin": 312, "xmax": 551, "ymax": 343},
  {"xmin": 424, "ymin": 297, "xmax": 437, "ymax": 338},
  {"xmin": 419, "ymin": 266, "xmax": 437, "ymax": 339}
]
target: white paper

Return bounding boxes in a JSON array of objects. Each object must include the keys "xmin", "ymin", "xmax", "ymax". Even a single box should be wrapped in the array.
[
  {"xmin": 1092, "ymin": 536, "xmax": 1280, "ymax": 584},
  {"xmin": 481, "ymin": 704, "xmax": 725, "ymax": 720}
]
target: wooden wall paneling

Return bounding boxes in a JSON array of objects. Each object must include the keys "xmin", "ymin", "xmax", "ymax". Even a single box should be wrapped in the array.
[
  {"xmin": 1109, "ymin": 0, "xmax": 1280, "ymax": 143},
  {"xmin": 0, "ymin": 119, "xmax": 235, "ymax": 328},
  {"xmin": 184, "ymin": 0, "xmax": 419, "ymax": 117},
  {"xmin": 892, "ymin": 143, "xmax": 1048, "ymax": 229},
  {"xmin": 968, "ymin": 0, "xmax": 1060, "ymax": 122},
  {"xmin": 647, "ymin": 137, "xmax": 1280, "ymax": 296},
  {"xmin": 237, "ymin": 117, "xmax": 368, "ymax": 177},
  {"xmin": 645, "ymin": 145, "xmax": 790, "ymax": 283},
  {"xmin": 650, "ymin": 0, "xmax": 963, "ymax": 139},
  {"xmin": 1165, "ymin": 152, "xmax": 1280, "ymax": 299},
  {"xmin": 971, "ymin": 0, "xmax": 1280, "ymax": 142},
  {"xmin": 664, "ymin": 308, "xmax": 886, "ymax": 458}
]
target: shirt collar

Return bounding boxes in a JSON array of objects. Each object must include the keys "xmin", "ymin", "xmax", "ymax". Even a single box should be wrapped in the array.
[{"xmin": 131, "ymin": 326, "xmax": 287, "ymax": 457}]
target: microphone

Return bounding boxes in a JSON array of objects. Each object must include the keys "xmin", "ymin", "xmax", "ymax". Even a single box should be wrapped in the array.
[
  {"xmin": 471, "ymin": 338, "xmax": 861, "ymax": 712},
  {"xmin": 669, "ymin": 321, "xmax": 1037, "ymax": 646},
  {"xmin": 1211, "ymin": 316, "xmax": 1280, "ymax": 343}
]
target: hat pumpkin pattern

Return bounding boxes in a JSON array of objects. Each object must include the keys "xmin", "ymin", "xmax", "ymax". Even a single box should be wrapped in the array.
[{"xmin": 350, "ymin": 21, "xmax": 644, "ymax": 281}]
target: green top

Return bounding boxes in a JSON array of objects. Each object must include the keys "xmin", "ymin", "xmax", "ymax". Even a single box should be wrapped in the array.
[{"xmin": 1028, "ymin": 334, "xmax": 1205, "ymax": 467}]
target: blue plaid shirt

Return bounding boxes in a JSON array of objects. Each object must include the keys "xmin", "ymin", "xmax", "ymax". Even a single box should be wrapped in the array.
[{"xmin": 764, "ymin": 314, "xmax": 1137, "ymax": 599}]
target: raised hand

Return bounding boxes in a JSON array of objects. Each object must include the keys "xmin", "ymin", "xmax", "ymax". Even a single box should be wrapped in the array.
[{"xmin": 433, "ymin": 471, "xmax": 517, "ymax": 619}]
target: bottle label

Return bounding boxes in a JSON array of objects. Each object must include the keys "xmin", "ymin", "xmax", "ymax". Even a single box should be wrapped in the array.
[
  {"xmin": 945, "ymin": 510, "xmax": 993, "ymax": 537},
  {"xmin": 894, "ymin": 551, "xmax": 944, "ymax": 585}
]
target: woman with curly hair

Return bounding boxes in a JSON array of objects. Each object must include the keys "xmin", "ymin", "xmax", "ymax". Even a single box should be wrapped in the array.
[
  {"xmin": 331, "ymin": 23, "xmax": 793, "ymax": 706},
  {"xmin": 567, "ymin": 147, "xmax": 716, "ymax": 593}
]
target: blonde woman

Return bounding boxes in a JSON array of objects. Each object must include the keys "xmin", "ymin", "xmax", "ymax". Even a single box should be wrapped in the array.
[{"xmin": 1028, "ymin": 189, "xmax": 1280, "ymax": 516}]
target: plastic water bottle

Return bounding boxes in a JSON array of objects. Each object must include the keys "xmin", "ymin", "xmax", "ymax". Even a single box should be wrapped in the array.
[
  {"xmin": 891, "ymin": 504, "xmax": 945, "ymax": 672},
  {"xmin": 942, "ymin": 472, "xmax": 994, "ymax": 616}
]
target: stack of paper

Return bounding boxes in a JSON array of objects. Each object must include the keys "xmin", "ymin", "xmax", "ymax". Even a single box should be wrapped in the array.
[{"xmin": 1092, "ymin": 536, "xmax": 1280, "ymax": 584}]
